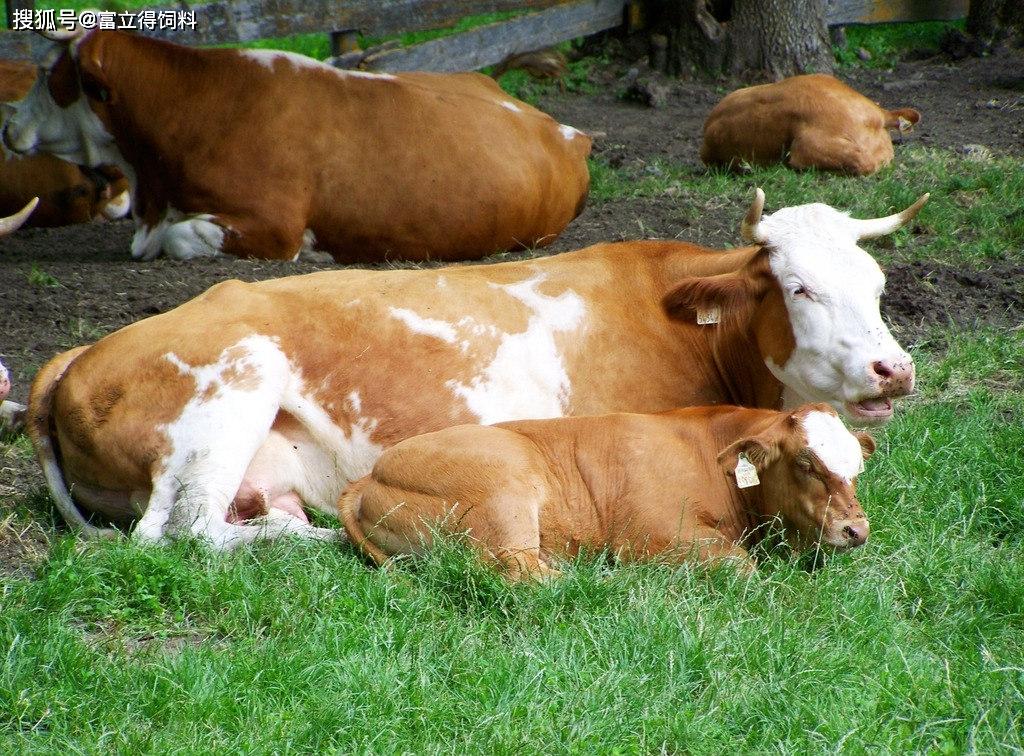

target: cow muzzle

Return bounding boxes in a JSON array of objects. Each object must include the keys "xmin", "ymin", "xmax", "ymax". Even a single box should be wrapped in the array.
[{"xmin": 826, "ymin": 517, "xmax": 870, "ymax": 550}]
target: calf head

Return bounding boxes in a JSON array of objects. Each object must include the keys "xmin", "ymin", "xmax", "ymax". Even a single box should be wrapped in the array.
[
  {"xmin": 0, "ymin": 358, "xmax": 9, "ymax": 401},
  {"xmin": 2, "ymin": 27, "xmax": 122, "ymax": 169},
  {"xmin": 665, "ymin": 189, "xmax": 926, "ymax": 426},
  {"xmin": 718, "ymin": 403, "xmax": 874, "ymax": 551}
]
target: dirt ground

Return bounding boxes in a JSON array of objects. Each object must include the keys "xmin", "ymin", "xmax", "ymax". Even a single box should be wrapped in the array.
[{"xmin": 0, "ymin": 47, "xmax": 1022, "ymax": 529}]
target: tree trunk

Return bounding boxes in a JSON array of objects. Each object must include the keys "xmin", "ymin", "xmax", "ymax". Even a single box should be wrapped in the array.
[
  {"xmin": 652, "ymin": 0, "xmax": 834, "ymax": 80},
  {"xmin": 947, "ymin": 0, "xmax": 1024, "ymax": 56}
]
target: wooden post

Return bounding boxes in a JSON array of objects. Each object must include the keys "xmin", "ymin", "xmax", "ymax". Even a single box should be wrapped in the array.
[
  {"xmin": 330, "ymin": 29, "xmax": 360, "ymax": 57},
  {"xmin": 6, "ymin": 0, "xmax": 35, "ymax": 29}
]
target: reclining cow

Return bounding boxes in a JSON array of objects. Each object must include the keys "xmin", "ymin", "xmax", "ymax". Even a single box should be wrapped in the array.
[
  {"xmin": 1, "ymin": 59, "xmax": 130, "ymax": 227},
  {"xmin": 3, "ymin": 28, "xmax": 591, "ymax": 262},
  {"xmin": 701, "ymin": 74, "xmax": 921, "ymax": 176},
  {"xmin": 0, "ymin": 354, "xmax": 28, "ymax": 432},
  {"xmin": 26, "ymin": 189, "xmax": 925, "ymax": 548},
  {"xmin": 340, "ymin": 403, "xmax": 875, "ymax": 578}
]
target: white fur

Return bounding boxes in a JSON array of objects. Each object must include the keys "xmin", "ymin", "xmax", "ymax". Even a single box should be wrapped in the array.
[
  {"xmin": 501, "ymin": 101, "xmax": 522, "ymax": 112},
  {"xmin": 131, "ymin": 208, "xmax": 225, "ymax": 260},
  {"xmin": 559, "ymin": 124, "xmax": 580, "ymax": 140},
  {"xmin": 389, "ymin": 307, "xmax": 458, "ymax": 344},
  {"xmin": 757, "ymin": 203, "xmax": 911, "ymax": 416},
  {"xmin": 240, "ymin": 49, "xmax": 396, "ymax": 80},
  {"xmin": 101, "ymin": 189, "xmax": 131, "ymax": 220},
  {"xmin": 447, "ymin": 273, "xmax": 586, "ymax": 424},
  {"xmin": 801, "ymin": 411, "xmax": 863, "ymax": 482}
]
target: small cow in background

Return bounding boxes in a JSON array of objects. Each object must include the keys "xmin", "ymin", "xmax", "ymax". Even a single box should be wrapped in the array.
[
  {"xmin": 340, "ymin": 403, "xmax": 875, "ymax": 578},
  {"xmin": 701, "ymin": 74, "xmax": 921, "ymax": 176},
  {"xmin": 0, "ymin": 59, "xmax": 130, "ymax": 228},
  {"xmin": 0, "ymin": 356, "xmax": 28, "ymax": 432},
  {"xmin": 4, "ymin": 28, "xmax": 591, "ymax": 262}
]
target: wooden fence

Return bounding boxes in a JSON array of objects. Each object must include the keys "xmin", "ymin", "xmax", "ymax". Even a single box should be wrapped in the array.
[{"xmin": 0, "ymin": 0, "xmax": 970, "ymax": 67}]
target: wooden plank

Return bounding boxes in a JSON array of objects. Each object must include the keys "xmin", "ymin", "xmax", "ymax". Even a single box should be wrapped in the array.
[
  {"xmin": 826, "ymin": 0, "xmax": 968, "ymax": 25},
  {"xmin": 360, "ymin": 0, "xmax": 625, "ymax": 73}
]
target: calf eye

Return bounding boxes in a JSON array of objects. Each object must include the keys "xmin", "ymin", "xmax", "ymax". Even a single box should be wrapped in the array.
[{"xmin": 791, "ymin": 285, "xmax": 810, "ymax": 299}]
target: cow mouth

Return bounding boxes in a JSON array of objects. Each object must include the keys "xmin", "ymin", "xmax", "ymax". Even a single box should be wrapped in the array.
[{"xmin": 845, "ymin": 397, "xmax": 894, "ymax": 422}]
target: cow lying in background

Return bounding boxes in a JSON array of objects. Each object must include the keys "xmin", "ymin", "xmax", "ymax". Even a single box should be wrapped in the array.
[
  {"xmin": 4, "ymin": 28, "xmax": 591, "ymax": 262},
  {"xmin": 0, "ymin": 59, "xmax": 129, "ymax": 227},
  {"xmin": 340, "ymin": 403, "xmax": 875, "ymax": 578},
  {"xmin": 701, "ymin": 74, "xmax": 921, "ymax": 176},
  {"xmin": 26, "ymin": 189, "xmax": 923, "ymax": 549}
]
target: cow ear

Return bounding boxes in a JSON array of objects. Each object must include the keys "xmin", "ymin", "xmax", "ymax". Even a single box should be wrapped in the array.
[
  {"xmin": 855, "ymin": 431, "xmax": 876, "ymax": 461},
  {"xmin": 663, "ymin": 270, "xmax": 768, "ymax": 323},
  {"xmin": 718, "ymin": 436, "xmax": 780, "ymax": 476},
  {"xmin": 76, "ymin": 42, "xmax": 113, "ymax": 104}
]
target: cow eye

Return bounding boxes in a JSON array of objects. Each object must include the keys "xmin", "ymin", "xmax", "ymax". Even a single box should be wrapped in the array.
[
  {"xmin": 791, "ymin": 285, "xmax": 810, "ymax": 299},
  {"xmin": 81, "ymin": 77, "xmax": 109, "ymax": 103}
]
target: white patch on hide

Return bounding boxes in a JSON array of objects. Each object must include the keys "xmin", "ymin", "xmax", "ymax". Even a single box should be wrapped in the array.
[
  {"xmin": 801, "ymin": 411, "xmax": 863, "ymax": 482},
  {"xmin": 447, "ymin": 273, "xmax": 585, "ymax": 424},
  {"xmin": 240, "ymin": 49, "xmax": 396, "ymax": 80},
  {"xmin": 389, "ymin": 307, "xmax": 458, "ymax": 344}
]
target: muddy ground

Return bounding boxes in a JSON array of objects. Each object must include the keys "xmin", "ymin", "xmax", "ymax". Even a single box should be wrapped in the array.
[{"xmin": 0, "ymin": 47, "xmax": 1023, "ymax": 539}]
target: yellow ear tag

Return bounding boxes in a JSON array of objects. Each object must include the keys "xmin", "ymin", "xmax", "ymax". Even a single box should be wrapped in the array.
[
  {"xmin": 859, "ymin": 456, "xmax": 866, "ymax": 474},
  {"xmin": 735, "ymin": 453, "xmax": 760, "ymax": 488},
  {"xmin": 898, "ymin": 116, "xmax": 913, "ymax": 133},
  {"xmin": 697, "ymin": 306, "xmax": 721, "ymax": 325}
]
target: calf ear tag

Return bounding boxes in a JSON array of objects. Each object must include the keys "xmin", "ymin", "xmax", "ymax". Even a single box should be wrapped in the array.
[
  {"xmin": 735, "ymin": 454, "xmax": 760, "ymax": 488},
  {"xmin": 697, "ymin": 306, "xmax": 721, "ymax": 325},
  {"xmin": 859, "ymin": 457, "xmax": 866, "ymax": 474},
  {"xmin": 898, "ymin": 116, "xmax": 913, "ymax": 133}
]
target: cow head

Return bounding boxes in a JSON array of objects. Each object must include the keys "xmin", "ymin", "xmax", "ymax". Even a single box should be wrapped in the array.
[
  {"xmin": 665, "ymin": 189, "xmax": 925, "ymax": 426},
  {"xmin": 2, "ymin": 27, "xmax": 121, "ymax": 168},
  {"xmin": 718, "ymin": 403, "xmax": 874, "ymax": 551}
]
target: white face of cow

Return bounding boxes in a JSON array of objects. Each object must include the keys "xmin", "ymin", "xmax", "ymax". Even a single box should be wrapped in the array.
[
  {"xmin": 747, "ymin": 191, "xmax": 924, "ymax": 426},
  {"xmin": 1, "ymin": 35, "xmax": 121, "ymax": 168}
]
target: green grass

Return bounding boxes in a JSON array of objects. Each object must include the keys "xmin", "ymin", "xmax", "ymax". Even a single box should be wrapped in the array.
[
  {"xmin": 835, "ymin": 20, "xmax": 962, "ymax": 68},
  {"xmin": 1, "ymin": 330, "xmax": 1023, "ymax": 752},
  {"xmin": 588, "ymin": 147, "xmax": 1024, "ymax": 263}
]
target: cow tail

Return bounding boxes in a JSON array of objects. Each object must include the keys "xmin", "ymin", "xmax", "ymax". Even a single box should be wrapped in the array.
[
  {"xmin": 27, "ymin": 346, "xmax": 118, "ymax": 539},
  {"xmin": 338, "ymin": 475, "xmax": 390, "ymax": 566}
]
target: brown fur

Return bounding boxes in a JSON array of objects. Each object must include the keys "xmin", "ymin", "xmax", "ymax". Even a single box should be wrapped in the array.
[
  {"xmin": 0, "ymin": 59, "xmax": 129, "ymax": 227},
  {"xmin": 31, "ymin": 239, "xmax": 794, "ymax": 523},
  {"xmin": 44, "ymin": 31, "xmax": 591, "ymax": 261},
  {"xmin": 339, "ymin": 404, "xmax": 875, "ymax": 578},
  {"xmin": 701, "ymin": 73, "xmax": 922, "ymax": 176}
]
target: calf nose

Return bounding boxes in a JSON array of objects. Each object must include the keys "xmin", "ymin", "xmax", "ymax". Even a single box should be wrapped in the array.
[
  {"xmin": 842, "ymin": 521, "xmax": 869, "ymax": 547},
  {"xmin": 871, "ymin": 358, "xmax": 915, "ymax": 396}
]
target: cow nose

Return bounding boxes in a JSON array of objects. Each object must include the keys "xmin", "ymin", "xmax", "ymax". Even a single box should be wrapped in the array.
[
  {"xmin": 871, "ymin": 358, "xmax": 915, "ymax": 396},
  {"xmin": 842, "ymin": 522, "xmax": 869, "ymax": 547}
]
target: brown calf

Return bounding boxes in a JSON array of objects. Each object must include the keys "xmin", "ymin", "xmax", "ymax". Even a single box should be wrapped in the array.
[
  {"xmin": 701, "ymin": 74, "xmax": 921, "ymax": 176},
  {"xmin": 0, "ymin": 59, "xmax": 129, "ymax": 227},
  {"xmin": 340, "ymin": 403, "xmax": 875, "ymax": 578}
]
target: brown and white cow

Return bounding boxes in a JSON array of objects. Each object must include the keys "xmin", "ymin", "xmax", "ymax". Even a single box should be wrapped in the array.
[
  {"xmin": 3, "ymin": 28, "xmax": 591, "ymax": 262},
  {"xmin": 701, "ymin": 74, "xmax": 921, "ymax": 176},
  {"xmin": 0, "ymin": 59, "xmax": 130, "ymax": 227},
  {"xmin": 340, "ymin": 403, "xmax": 875, "ymax": 578},
  {"xmin": 27, "ymin": 190, "xmax": 924, "ymax": 548}
]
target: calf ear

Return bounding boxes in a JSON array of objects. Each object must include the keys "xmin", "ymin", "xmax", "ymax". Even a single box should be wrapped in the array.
[
  {"xmin": 855, "ymin": 432, "xmax": 876, "ymax": 460},
  {"xmin": 663, "ymin": 270, "xmax": 768, "ymax": 323},
  {"xmin": 717, "ymin": 436, "xmax": 780, "ymax": 476}
]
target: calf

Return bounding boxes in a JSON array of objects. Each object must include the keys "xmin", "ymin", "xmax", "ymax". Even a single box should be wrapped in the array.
[
  {"xmin": 701, "ymin": 74, "xmax": 921, "ymax": 176},
  {"xmin": 4, "ymin": 28, "xmax": 590, "ymax": 262},
  {"xmin": 0, "ymin": 59, "xmax": 129, "ymax": 227},
  {"xmin": 340, "ymin": 404, "xmax": 875, "ymax": 578}
]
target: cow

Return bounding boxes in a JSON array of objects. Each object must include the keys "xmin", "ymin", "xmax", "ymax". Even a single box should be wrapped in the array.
[
  {"xmin": 2, "ymin": 28, "xmax": 591, "ymax": 262},
  {"xmin": 339, "ymin": 403, "xmax": 875, "ymax": 578},
  {"xmin": 1, "ymin": 59, "xmax": 130, "ymax": 227},
  {"xmin": 0, "ymin": 354, "xmax": 28, "ymax": 431},
  {"xmin": 701, "ymin": 74, "xmax": 921, "ymax": 176},
  {"xmin": 26, "ymin": 189, "xmax": 925, "ymax": 549}
]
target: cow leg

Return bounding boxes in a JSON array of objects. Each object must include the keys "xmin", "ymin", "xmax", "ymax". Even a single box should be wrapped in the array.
[
  {"xmin": 788, "ymin": 131, "xmax": 884, "ymax": 176},
  {"xmin": 687, "ymin": 527, "xmax": 756, "ymax": 574},
  {"xmin": 203, "ymin": 508, "xmax": 340, "ymax": 551},
  {"xmin": 0, "ymin": 400, "xmax": 26, "ymax": 432},
  {"xmin": 132, "ymin": 214, "xmax": 227, "ymax": 260}
]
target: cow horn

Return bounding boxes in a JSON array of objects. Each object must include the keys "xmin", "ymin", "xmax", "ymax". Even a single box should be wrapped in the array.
[
  {"xmin": 0, "ymin": 197, "xmax": 38, "ymax": 235},
  {"xmin": 740, "ymin": 187, "xmax": 767, "ymax": 243},
  {"xmin": 850, "ymin": 193, "xmax": 930, "ymax": 240},
  {"xmin": 38, "ymin": 25, "xmax": 86, "ymax": 43}
]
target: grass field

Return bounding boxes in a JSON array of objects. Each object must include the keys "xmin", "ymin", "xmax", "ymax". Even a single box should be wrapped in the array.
[{"xmin": 4, "ymin": 14, "xmax": 1024, "ymax": 754}]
